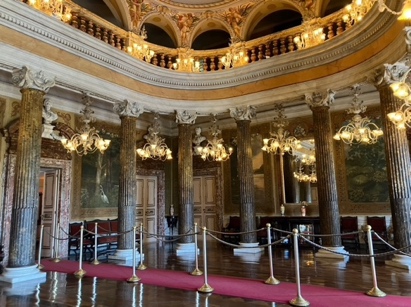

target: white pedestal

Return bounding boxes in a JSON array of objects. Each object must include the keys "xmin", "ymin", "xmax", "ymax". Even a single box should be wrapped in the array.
[
  {"xmin": 233, "ymin": 242, "xmax": 264, "ymax": 255},
  {"xmin": 176, "ymin": 243, "xmax": 198, "ymax": 256},
  {"xmin": 0, "ymin": 265, "xmax": 46, "ymax": 284},
  {"xmin": 108, "ymin": 248, "xmax": 142, "ymax": 266},
  {"xmin": 315, "ymin": 246, "xmax": 349, "ymax": 260},
  {"xmin": 386, "ymin": 254, "xmax": 411, "ymax": 270}
]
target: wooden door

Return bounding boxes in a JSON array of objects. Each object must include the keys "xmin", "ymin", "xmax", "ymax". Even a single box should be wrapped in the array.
[
  {"xmin": 194, "ymin": 176, "xmax": 216, "ymax": 231},
  {"xmin": 136, "ymin": 175, "xmax": 157, "ymax": 242},
  {"xmin": 39, "ymin": 169, "xmax": 61, "ymax": 258}
]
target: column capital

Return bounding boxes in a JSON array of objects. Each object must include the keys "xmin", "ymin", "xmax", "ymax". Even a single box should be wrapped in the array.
[
  {"xmin": 114, "ymin": 100, "xmax": 144, "ymax": 118},
  {"xmin": 229, "ymin": 106, "xmax": 256, "ymax": 121},
  {"xmin": 11, "ymin": 66, "xmax": 55, "ymax": 92},
  {"xmin": 305, "ymin": 89, "xmax": 335, "ymax": 108},
  {"xmin": 374, "ymin": 62, "xmax": 411, "ymax": 88},
  {"xmin": 175, "ymin": 110, "xmax": 197, "ymax": 124}
]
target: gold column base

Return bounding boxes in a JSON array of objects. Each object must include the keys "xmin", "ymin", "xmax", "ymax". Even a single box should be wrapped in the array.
[
  {"xmin": 127, "ymin": 275, "xmax": 141, "ymax": 283},
  {"xmin": 198, "ymin": 283, "xmax": 214, "ymax": 293},
  {"xmin": 51, "ymin": 258, "xmax": 61, "ymax": 263},
  {"xmin": 138, "ymin": 263, "xmax": 147, "ymax": 270},
  {"xmin": 37, "ymin": 264, "xmax": 44, "ymax": 270},
  {"xmin": 191, "ymin": 268, "xmax": 203, "ymax": 276},
  {"xmin": 366, "ymin": 287, "xmax": 387, "ymax": 297},
  {"xmin": 289, "ymin": 296, "xmax": 310, "ymax": 307},
  {"xmin": 91, "ymin": 259, "xmax": 100, "ymax": 265},
  {"xmin": 74, "ymin": 269, "xmax": 86, "ymax": 278},
  {"xmin": 265, "ymin": 276, "xmax": 280, "ymax": 285}
]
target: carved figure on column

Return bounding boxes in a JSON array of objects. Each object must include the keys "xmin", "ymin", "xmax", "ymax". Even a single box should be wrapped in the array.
[
  {"xmin": 128, "ymin": 0, "xmax": 143, "ymax": 30},
  {"xmin": 305, "ymin": 89, "xmax": 336, "ymax": 108},
  {"xmin": 229, "ymin": 105, "xmax": 256, "ymax": 121},
  {"xmin": 176, "ymin": 110, "xmax": 197, "ymax": 124},
  {"xmin": 114, "ymin": 100, "xmax": 144, "ymax": 118},
  {"xmin": 12, "ymin": 66, "xmax": 55, "ymax": 92}
]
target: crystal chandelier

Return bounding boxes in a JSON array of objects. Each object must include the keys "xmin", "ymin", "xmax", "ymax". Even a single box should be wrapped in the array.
[
  {"xmin": 333, "ymin": 84, "xmax": 383, "ymax": 145},
  {"xmin": 61, "ymin": 93, "xmax": 111, "ymax": 156},
  {"xmin": 127, "ymin": 27, "xmax": 155, "ymax": 63},
  {"xmin": 27, "ymin": 0, "xmax": 72, "ymax": 22},
  {"xmin": 293, "ymin": 18, "xmax": 325, "ymax": 50},
  {"xmin": 137, "ymin": 113, "xmax": 172, "ymax": 161},
  {"xmin": 221, "ymin": 42, "xmax": 249, "ymax": 68},
  {"xmin": 294, "ymin": 164, "xmax": 317, "ymax": 183},
  {"xmin": 262, "ymin": 104, "xmax": 302, "ymax": 155},
  {"xmin": 193, "ymin": 116, "xmax": 233, "ymax": 162}
]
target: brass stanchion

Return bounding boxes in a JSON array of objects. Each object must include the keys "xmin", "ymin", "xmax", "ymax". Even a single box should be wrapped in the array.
[
  {"xmin": 138, "ymin": 223, "xmax": 147, "ymax": 270},
  {"xmin": 127, "ymin": 226, "xmax": 141, "ymax": 283},
  {"xmin": 365, "ymin": 225, "xmax": 386, "ymax": 297},
  {"xmin": 191, "ymin": 223, "xmax": 203, "ymax": 276},
  {"xmin": 74, "ymin": 225, "xmax": 86, "ymax": 278},
  {"xmin": 92, "ymin": 222, "xmax": 100, "ymax": 265},
  {"xmin": 37, "ymin": 224, "xmax": 44, "ymax": 269},
  {"xmin": 289, "ymin": 228, "xmax": 310, "ymax": 307},
  {"xmin": 52, "ymin": 222, "xmax": 61, "ymax": 262},
  {"xmin": 265, "ymin": 223, "xmax": 279, "ymax": 285},
  {"xmin": 198, "ymin": 227, "xmax": 213, "ymax": 293}
]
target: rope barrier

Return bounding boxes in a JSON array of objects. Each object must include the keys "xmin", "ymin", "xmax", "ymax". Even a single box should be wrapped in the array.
[{"xmin": 60, "ymin": 219, "xmax": 411, "ymax": 304}]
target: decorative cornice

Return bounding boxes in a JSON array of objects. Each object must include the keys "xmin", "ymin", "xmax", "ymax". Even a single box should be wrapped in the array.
[{"xmin": 0, "ymin": 0, "xmax": 399, "ymax": 91}]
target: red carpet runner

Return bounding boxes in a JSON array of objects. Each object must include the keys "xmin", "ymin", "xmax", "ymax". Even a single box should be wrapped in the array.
[{"xmin": 42, "ymin": 259, "xmax": 411, "ymax": 307}]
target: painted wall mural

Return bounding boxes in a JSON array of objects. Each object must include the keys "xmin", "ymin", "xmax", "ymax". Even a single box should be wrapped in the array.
[
  {"xmin": 81, "ymin": 133, "xmax": 120, "ymax": 209},
  {"xmin": 345, "ymin": 138, "xmax": 389, "ymax": 203}
]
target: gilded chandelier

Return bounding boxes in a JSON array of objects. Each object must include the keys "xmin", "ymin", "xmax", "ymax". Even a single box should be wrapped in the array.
[
  {"xmin": 343, "ymin": 0, "xmax": 411, "ymax": 26},
  {"xmin": 221, "ymin": 42, "xmax": 249, "ymax": 68},
  {"xmin": 27, "ymin": 0, "xmax": 72, "ymax": 22},
  {"xmin": 61, "ymin": 93, "xmax": 111, "ymax": 156},
  {"xmin": 262, "ymin": 104, "xmax": 302, "ymax": 155},
  {"xmin": 194, "ymin": 116, "xmax": 233, "ymax": 162},
  {"xmin": 388, "ymin": 62, "xmax": 411, "ymax": 128},
  {"xmin": 127, "ymin": 27, "xmax": 155, "ymax": 63},
  {"xmin": 137, "ymin": 113, "xmax": 172, "ymax": 161},
  {"xmin": 293, "ymin": 19, "xmax": 325, "ymax": 50},
  {"xmin": 333, "ymin": 84, "xmax": 383, "ymax": 145}
]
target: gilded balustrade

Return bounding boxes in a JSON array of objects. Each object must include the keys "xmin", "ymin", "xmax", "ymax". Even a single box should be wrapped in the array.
[{"xmin": 22, "ymin": 0, "xmax": 362, "ymax": 73}]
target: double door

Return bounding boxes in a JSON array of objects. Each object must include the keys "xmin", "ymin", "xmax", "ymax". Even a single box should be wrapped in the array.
[
  {"xmin": 193, "ymin": 176, "xmax": 216, "ymax": 231},
  {"xmin": 39, "ymin": 168, "xmax": 61, "ymax": 258},
  {"xmin": 136, "ymin": 175, "xmax": 157, "ymax": 242}
]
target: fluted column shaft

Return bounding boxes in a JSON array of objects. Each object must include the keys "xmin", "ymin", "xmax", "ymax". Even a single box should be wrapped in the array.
[
  {"xmin": 311, "ymin": 105, "xmax": 341, "ymax": 247},
  {"xmin": 9, "ymin": 88, "xmax": 44, "ymax": 267},
  {"xmin": 377, "ymin": 85, "xmax": 411, "ymax": 249},
  {"xmin": 118, "ymin": 116, "xmax": 137, "ymax": 249},
  {"xmin": 236, "ymin": 120, "xmax": 257, "ymax": 243},
  {"xmin": 178, "ymin": 124, "xmax": 194, "ymax": 243}
]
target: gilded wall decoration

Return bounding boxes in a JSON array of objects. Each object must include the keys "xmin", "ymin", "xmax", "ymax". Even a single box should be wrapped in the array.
[{"xmin": 11, "ymin": 100, "xmax": 20, "ymax": 118}]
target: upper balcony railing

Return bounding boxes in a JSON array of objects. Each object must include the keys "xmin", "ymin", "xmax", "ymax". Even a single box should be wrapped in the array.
[{"xmin": 22, "ymin": 0, "xmax": 372, "ymax": 73}]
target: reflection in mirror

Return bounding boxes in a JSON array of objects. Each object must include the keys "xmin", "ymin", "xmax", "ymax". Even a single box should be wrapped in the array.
[{"xmin": 284, "ymin": 139, "xmax": 317, "ymax": 204}]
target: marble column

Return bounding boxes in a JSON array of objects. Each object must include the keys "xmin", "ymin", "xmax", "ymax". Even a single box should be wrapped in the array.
[
  {"xmin": 0, "ymin": 66, "xmax": 55, "ymax": 283},
  {"xmin": 374, "ymin": 62, "xmax": 411, "ymax": 270},
  {"xmin": 175, "ymin": 110, "xmax": 197, "ymax": 255},
  {"xmin": 305, "ymin": 90, "xmax": 347, "ymax": 260},
  {"xmin": 230, "ymin": 106, "xmax": 262, "ymax": 254},
  {"xmin": 110, "ymin": 100, "xmax": 143, "ymax": 265}
]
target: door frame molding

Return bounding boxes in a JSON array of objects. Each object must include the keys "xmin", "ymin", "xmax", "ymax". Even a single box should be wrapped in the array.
[
  {"xmin": 194, "ymin": 167, "xmax": 223, "ymax": 232},
  {"xmin": 2, "ymin": 155, "xmax": 71, "ymax": 265}
]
